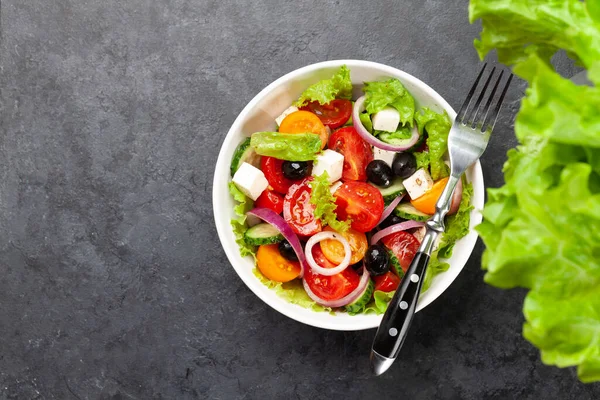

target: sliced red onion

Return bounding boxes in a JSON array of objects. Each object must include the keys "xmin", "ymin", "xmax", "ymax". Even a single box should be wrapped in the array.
[
  {"xmin": 247, "ymin": 207, "xmax": 306, "ymax": 278},
  {"xmin": 305, "ymin": 231, "xmax": 351, "ymax": 276},
  {"xmin": 303, "ymin": 268, "xmax": 371, "ymax": 308},
  {"xmin": 353, "ymin": 96, "xmax": 420, "ymax": 151},
  {"xmin": 371, "ymin": 220, "xmax": 426, "ymax": 245},
  {"xmin": 377, "ymin": 194, "xmax": 405, "ymax": 226},
  {"xmin": 449, "ymin": 177, "xmax": 463, "ymax": 215}
]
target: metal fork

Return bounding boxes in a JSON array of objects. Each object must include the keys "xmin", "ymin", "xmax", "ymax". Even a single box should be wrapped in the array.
[{"xmin": 370, "ymin": 64, "xmax": 513, "ymax": 375}]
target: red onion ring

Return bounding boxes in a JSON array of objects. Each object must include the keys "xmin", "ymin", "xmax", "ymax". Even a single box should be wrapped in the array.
[
  {"xmin": 303, "ymin": 267, "xmax": 371, "ymax": 308},
  {"xmin": 353, "ymin": 96, "xmax": 420, "ymax": 151},
  {"xmin": 449, "ymin": 177, "xmax": 463, "ymax": 215},
  {"xmin": 247, "ymin": 208, "xmax": 306, "ymax": 278},
  {"xmin": 305, "ymin": 231, "xmax": 352, "ymax": 276},
  {"xmin": 377, "ymin": 194, "xmax": 405, "ymax": 226},
  {"xmin": 371, "ymin": 220, "xmax": 426, "ymax": 245}
]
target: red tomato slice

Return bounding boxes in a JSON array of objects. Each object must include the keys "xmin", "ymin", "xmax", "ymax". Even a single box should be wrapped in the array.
[
  {"xmin": 261, "ymin": 156, "xmax": 296, "ymax": 194},
  {"xmin": 382, "ymin": 231, "xmax": 420, "ymax": 274},
  {"xmin": 304, "ymin": 246, "xmax": 360, "ymax": 301},
  {"xmin": 299, "ymin": 99, "xmax": 353, "ymax": 129},
  {"xmin": 283, "ymin": 178, "xmax": 322, "ymax": 236},
  {"xmin": 333, "ymin": 181, "xmax": 384, "ymax": 232},
  {"xmin": 255, "ymin": 189, "xmax": 285, "ymax": 214},
  {"xmin": 374, "ymin": 271, "xmax": 401, "ymax": 292},
  {"xmin": 328, "ymin": 126, "xmax": 373, "ymax": 181}
]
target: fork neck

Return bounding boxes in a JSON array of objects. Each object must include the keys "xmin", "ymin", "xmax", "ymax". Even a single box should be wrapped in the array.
[{"xmin": 428, "ymin": 174, "xmax": 461, "ymax": 234}]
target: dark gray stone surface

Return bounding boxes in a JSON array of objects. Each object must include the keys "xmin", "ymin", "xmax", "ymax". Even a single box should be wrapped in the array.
[{"xmin": 0, "ymin": 0, "xmax": 598, "ymax": 399}]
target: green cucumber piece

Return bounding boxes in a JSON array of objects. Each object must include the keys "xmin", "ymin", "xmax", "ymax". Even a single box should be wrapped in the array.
[
  {"xmin": 388, "ymin": 251, "xmax": 405, "ymax": 279},
  {"xmin": 393, "ymin": 202, "xmax": 431, "ymax": 222},
  {"xmin": 243, "ymin": 223, "xmax": 283, "ymax": 246},
  {"xmin": 230, "ymin": 137, "xmax": 261, "ymax": 177},
  {"xmin": 374, "ymin": 178, "xmax": 406, "ymax": 205},
  {"xmin": 345, "ymin": 279, "xmax": 375, "ymax": 314}
]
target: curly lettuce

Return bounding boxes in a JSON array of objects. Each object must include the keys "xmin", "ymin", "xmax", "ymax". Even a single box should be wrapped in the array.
[
  {"xmin": 415, "ymin": 107, "xmax": 452, "ymax": 180},
  {"xmin": 469, "ymin": 0, "xmax": 600, "ymax": 84},
  {"xmin": 363, "ymin": 78, "xmax": 416, "ymax": 126},
  {"xmin": 309, "ymin": 172, "xmax": 351, "ymax": 233},
  {"xmin": 228, "ymin": 182, "xmax": 256, "ymax": 259},
  {"xmin": 471, "ymin": 0, "xmax": 600, "ymax": 382},
  {"xmin": 294, "ymin": 65, "xmax": 353, "ymax": 107}
]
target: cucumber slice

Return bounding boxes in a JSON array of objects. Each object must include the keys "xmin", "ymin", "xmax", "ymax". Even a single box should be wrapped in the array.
[
  {"xmin": 393, "ymin": 202, "xmax": 431, "ymax": 222},
  {"xmin": 345, "ymin": 279, "xmax": 375, "ymax": 314},
  {"xmin": 388, "ymin": 251, "xmax": 405, "ymax": 279},
  {"xmin": 374, "ymin": 178, "xmax": 406, "ymax": 205},
  {"xmin": 230, "ymin": 137, "xmax": 261, "ymax": 177},
  {"xmin": 243, "ymin": 223, "xmax": 283, "ymax": 246}
]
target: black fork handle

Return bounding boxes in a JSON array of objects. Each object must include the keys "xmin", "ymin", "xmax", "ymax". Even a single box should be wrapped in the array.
[{"xmin": 371, "ymin": 251, "xmax": 430, "ymax": 359}]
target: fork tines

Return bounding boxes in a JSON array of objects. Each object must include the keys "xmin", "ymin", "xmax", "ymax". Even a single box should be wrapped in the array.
[{"xmin": 456, "ymin": 63, "xmax": 514, "ymax": 132}]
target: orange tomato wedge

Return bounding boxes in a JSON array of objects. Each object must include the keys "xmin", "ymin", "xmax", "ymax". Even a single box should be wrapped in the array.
[
  {"xmin": 256, "ymin": 244, "xmax": 301, "ymax": 282},
  {"xmin": 410, "ymin": 177, "xmax": 449, "ymax": 215},
  {"xmin": 279, "ymin": 110, "xmax": 329, "ymax": 149},
  {"xmin": 320, "ymin": 226, "xmax": 368, "ymax": 265}
]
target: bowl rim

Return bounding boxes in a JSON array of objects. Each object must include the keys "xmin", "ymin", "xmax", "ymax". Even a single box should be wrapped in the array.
[{"xmin": 213, "ymin": 59, "xmax": 484, "ymax": 331}]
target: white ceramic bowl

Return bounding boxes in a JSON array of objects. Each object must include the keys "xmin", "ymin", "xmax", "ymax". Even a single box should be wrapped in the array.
[{"xmin": 213, "ymin": 60, "xmax": 484, "ymax": 331}]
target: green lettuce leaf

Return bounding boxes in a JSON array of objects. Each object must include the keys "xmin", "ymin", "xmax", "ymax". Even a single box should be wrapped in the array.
[
  {"xmin": 416, "ymin": 108, "xmax": 452, "ymax": 180},
  {"xmin": 250, "ymin": 132, "xmax": 322, "ymax": 161},
  {"xmin": 228, "ymin": 182, "xmax": 257, "ymax": 258},
  {"xmin": 363, "ymin": 79, "xmax": 416, "ymax": 126},
  {"xmin": 294, "ymin": 65, "xmax": 353, "ymax": 107},
  {"xmin": 375, "ymin": 125, "xmax": 413, "ymax": 145},
  {"xmin": 359, "ymin": 112, "xmax": 373, "ymax": 133},
  {"xmin": 469, "ymin": 0, "xmax": 600, "ymax": 84},
  {"xmin": 309, "ymin": 172, "xmax": 351, "ymax": 233},
  {"xmin": 471, "ymin": 47, "xmax": 600, "ymax": 381},
  {"xmin": 414, "ymin": 151, "xmax": 430, "ymax": 171},
  {"xmin": 363, "ymin": 290, "xmax": 395, "ymax": 315},
  {"xmin": 422, "ymin": 254, "xmax": 450, "ymax": 293},
  {"xmin": 438, "ymin": 181, "xmax": 474, "ymax": 259},
  {"xmin": 253, "ymin": 269, "xmax": 332, "ymax": 313}
]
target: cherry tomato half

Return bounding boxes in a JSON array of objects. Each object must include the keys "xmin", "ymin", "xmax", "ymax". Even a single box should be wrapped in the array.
[
  {"xmin": 328, "ymin": 126, "xmax": 373, "ymax": 181},
  {"xmin": 333, "ymin": 181, "xmax": 384, "ymax": 233},
  {"xmin": 410, "ymin": 177, "xmax": 461, "ymax": 215},
  {"xmin": 320, "ymin": 226, "xmax": 368, "ymax": 265},
  {"xmin": 255, "ymin": 189, "xmax": 285, "ymax": 214},
  {"xmin": 279, "ymin": 110, "xmax": 329, "ymax": 149},
  {"xmin": 304, "ymin": 245, "xmax": 360, "ymax": 301},
  {"xmin": 299, "ymin": 99, "xmax": 353, "ymax": 129},
  {"xmin": 374, "ymin": 271, "xmax": 401, "ymax": 292},
  {"xmin": 382, "ymin": 231, "xmax": 420, "ymax": 274},
  {"xmin": 283, "ymin": 178, "xmax": 322, "ymax": 236},
  {"xmin": 257, "ymin": 244, "xmax": 301, "ymax": 282},
  {"xmin": 261, "ymin": 156, "xmax": 296, "ymax": 194}
]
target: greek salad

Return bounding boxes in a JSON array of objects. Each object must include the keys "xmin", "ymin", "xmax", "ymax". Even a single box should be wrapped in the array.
[{"xmin": 229, "ymin": 65, "xmax": 473, "ymax": 314}]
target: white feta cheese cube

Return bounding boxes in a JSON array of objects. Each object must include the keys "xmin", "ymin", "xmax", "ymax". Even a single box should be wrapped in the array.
[
  {"xmin": 275, "ymin": 106, "xmax": 299, "ymax": 126},
  {"xmin": 330, "ymin": 181, "xmax": 343, "ymax": 195},
  {"xmin": 402, "ymin": 168, "xmax": 434, "ymax": 200},
  {"xmin": 312, "ymin": 150, "xmax": 344, "ymax": 183},
  {"xmin": 232, "ymin": 162, "xmax": 269, "ymax": 201},
  {"xmin": 371, "ymin": 107, "xmax": 400, "ymax": 133},
  {"xmin": 373, "ymin": 147, "xmax": 397, "ymax": 167}
]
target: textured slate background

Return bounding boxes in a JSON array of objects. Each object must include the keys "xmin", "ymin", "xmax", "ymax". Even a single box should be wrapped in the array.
[{"xmin": 1, "ymin": 0, "xmax": 599, "ymax": 399}]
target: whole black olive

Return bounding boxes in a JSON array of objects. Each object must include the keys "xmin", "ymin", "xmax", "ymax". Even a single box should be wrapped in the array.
[
  {"xmin": 278, "ymin": 240, "xmax": 298, "ymax": 261},
  {"xmin": 364, "ymin": 244, "xmax": 390, "ymax": 276},
  {"xmin": 392, "ymin": 153, "xmax": 417, "ymax": 179},
  {"xmin": 282, "ymin": 161, "xmax": 309, "ymax": 180},
  {"xmin": 378, "ymin": 213, "xmax": 407, "ymax": 229},
  {"xmin": 366, "ymin": 160, "xmax": 393, "ymax": 187}
]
